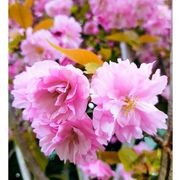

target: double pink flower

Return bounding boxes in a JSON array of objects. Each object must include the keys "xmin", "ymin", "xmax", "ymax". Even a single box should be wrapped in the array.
[
  {"xmin": 91, "ymin": 59, "xmax": 167, "ymax": 144},
  {"xmin": 12, "ymin": 60, "xmax": 102, "ymax": 164}
]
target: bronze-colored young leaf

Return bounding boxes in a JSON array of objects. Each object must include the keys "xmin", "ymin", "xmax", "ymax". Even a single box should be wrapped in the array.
[
  {"xmin": 98, "ymin": 151, "xmax": 120, "ymax": 165},
  {"xmin": 131, "ymin": 149, "xmax": 161, "ymax": 176},
  {"xmin": 49, "ymin": 42, "xmax": 103, "ymax": 66},
  {"xmin": 24, "ymin": 0, "xmax": 34, "ymax": 8},
  {"xmin": 34, "ymin": 19, "xmax": 54, "ymax": 32},
  {"xmin": 9, "ymin": 2, "xmax": 33, "ymax": 28},
  {"xmin": 139, "ymin": 34, "xmax": 159, "ymax": 43}
]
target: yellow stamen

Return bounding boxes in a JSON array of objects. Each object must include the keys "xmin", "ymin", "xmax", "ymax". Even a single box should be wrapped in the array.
[
  {"xmin": 36, "ymin": 46, "xmax": 44, "ymax": 54},
  {"xmin": 122, "ymin": 97, "xmax": 136, "ymax": 116}
]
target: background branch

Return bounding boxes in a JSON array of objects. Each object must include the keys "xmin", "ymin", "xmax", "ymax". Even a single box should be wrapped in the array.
[{"xmin": 158, "ymin": 55, "xmax": 172, "ymax": 180}]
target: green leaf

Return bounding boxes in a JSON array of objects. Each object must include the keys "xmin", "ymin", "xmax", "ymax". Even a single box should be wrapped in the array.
[
  {"xmin": 49, "ymin": 151, "xmax": 57, "ymax": 160},
  {"xmin": 118, "ymin": 147, "xmax": 138, "ymax": 170},
  {"xmin": 9, "ymin": 35, "xmax": 24, "ymax": 52},
  {"xmin": 71, "ymin": 5, "xmax": 78, "ymax": 14}
]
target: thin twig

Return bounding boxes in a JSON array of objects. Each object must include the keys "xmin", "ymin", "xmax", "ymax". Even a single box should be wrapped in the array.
[{"xmin": 15, "ymin": 145, "xmax": 31, "ymax": 180}]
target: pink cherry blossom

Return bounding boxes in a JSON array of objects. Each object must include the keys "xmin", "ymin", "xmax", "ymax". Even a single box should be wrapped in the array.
[
  {"xmin": 9, "ymin": 0, "xmax": 16, "ymax": 4},
  {"xmin": 45, "ymin": 0, "xmax": 73, "ymax": 17},
  {"xmin": 11, "ymin": 60, "xmax": 89, "ymax": 122},
  {"xmin": 11, "ymin": 61, "xmax": 60, "ymax": 120},
  {"xmin": 136, "ymin": 44, "xmax": 157, "ymax": 63},
  {"xmin": 9, "ymin": 59, "xmax": 25, "ymax": 79},
  {"xmin": 162, "ymin": 85, "xmax": 170, "ymax": 100},
  {"xmin": 79, "ymin": 160, "xmax": 114, "ymax": 180},
  {"xmin": 32, "ymin": 115, "xmax": 102, "ymax": 164},
  {"xmin": 20, "ymin": 28, "xmax": 60, "ymax": 65},
  {"xmin": 93, "ymin": 106, "xmax": 115, "ymax": 145},
  {"xmin": 91, "ymin": 59, "xmax": 167, "ymax": 144},
  {"xmin": 49, "ymin": 15, "xmax": 82, "ymax": 65},
  {"xmin": 34, "ymin": 0, "xmax": 49, "ymax": 17},
  {"xmin": 73, "ymin": 0, "xmax": 85, "ymax": 7},
  {"xmin": 110, "ymin": 0, "xmax": 137, "ymax": 29},
  {"xmin": 51, "ymin": 15, "xmax": 82, "ymax": 48},
  {"xmin": 89, "ymin": 0, "xmax": 137, "ymax": 30},
  {"xmin": 89, "ymin": 0, "xmax": 170, "ymax": 33},
  {"xmin": 142, "ymin": 5, "xmax": 171, "ymax": 36},
  {"xmin": 115, "ymin": 124, "xmax": 143, "ymax": 144},
  {"xmin": 9, "ymin": 54, "xmax": 25, "ymax": 90},
  {"xmin": 133, "ymin": 0, "xmax": 164, "ymax": 22},
  {"xmin": 83, "ymin": 20, "xmax": 99, "ymax": 35}
]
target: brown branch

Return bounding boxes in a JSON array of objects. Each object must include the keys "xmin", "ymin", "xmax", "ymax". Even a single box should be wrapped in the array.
[
  {"xmin": 150, "ymin": 135, "xmax": 172, "ymax": 158},
  {"xmin": 9, "ymin": 106, "xmax": 49, "ymax": 180},
  {"xmin": 158, "ymin": 85, "xmax": 172, "ymax": 180}
]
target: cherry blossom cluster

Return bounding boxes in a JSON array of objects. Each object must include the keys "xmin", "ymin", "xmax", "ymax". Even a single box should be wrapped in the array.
[
  {"xmin": 87, "ymin": 0, "xmax": 171, "ymax": 63},
  {"xmin": 9, "ymin": 0, "xmax": 171, "ymax": 81},
  {"xmin": 88, "ymin": 0, "xmax": 171, "ymax": 34},
  {"xmin": 21, "ymin": 15, "xmax": 82, "ymax": 65},
  {"xmin": 11, "ymin": 58, "xmax": 167, "ymax": 179}
]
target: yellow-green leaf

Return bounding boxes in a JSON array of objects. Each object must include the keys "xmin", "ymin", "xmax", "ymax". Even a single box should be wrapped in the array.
[
  {"xmin": 71, "ymin": 5, "xmax": 78, "ymax": 14},
  {"xmin": 106, "ymin": 32, "xmax": 131, "ymax": 42},
  {"xmin": 9, "ymin": 35, "xmax": 24, "ymax": 52},
  {"xmin": 99, "ymin": 48, "xmax": 112, "ymax": 60},
  {"xmin": 118, "ymin": 147, "xmax": 138, "ymax": 171},
  {"xmin": 9, "ymin": 2, "xmax": 33, "ymax": 28},
  {"xmin": 98, "ymin": 151, "xmax": 120, "ymax": 165},
  {"xmin": 49, "ymin": 42, "xmax": 103, "ymax": 66},
  {"xmin": 34, "ymin": 19, "xmax": 54, "ymax": 32},
  {"xmin": 106, "ymin": 31, "xmax": 139, "ymax": 47},
  {"xmin": 139, "ymin": 34, "xmax": 159, "ymax": 43},
  {"xmin": 124, "ymin": 30, "xmax": 139, "ymax": 41},
  {"xmin": 84, "ymin": 63, "xmax": 101, "ymax": 74}
]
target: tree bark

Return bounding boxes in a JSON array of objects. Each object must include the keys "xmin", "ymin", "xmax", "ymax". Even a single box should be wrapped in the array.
[{"xmin": 158, "ymin": 89, "xmax": 172, "ymax": 180}]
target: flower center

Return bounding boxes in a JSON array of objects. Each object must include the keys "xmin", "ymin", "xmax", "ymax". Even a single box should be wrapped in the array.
[
  {"xmin": 54, "ymin": 31, "xmax": 62, "ymax": 37},
  {"xmin": 122, "ymin": 97, "xmax": 136, "ymax": 116},
  {"xmin": 36, "ymin": 46, "xmax": 44, "ymax": 54},
  {"xmin": 70, "ymin": 129, "xmax": 79, "ymax": 144}
]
